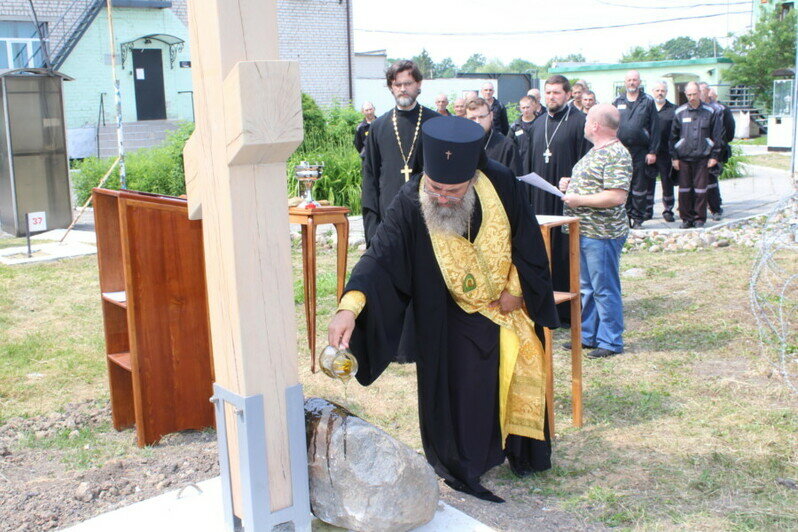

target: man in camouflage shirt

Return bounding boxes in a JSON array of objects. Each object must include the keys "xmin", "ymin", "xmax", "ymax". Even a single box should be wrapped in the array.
[{"xmin": 559, "ymin": 104, "xmax": 632, "ymax": 359}]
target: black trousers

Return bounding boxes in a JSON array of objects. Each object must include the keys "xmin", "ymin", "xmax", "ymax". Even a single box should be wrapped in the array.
[
  {"xmin": 678, "ymin": 160, "xmax": 710, "ymax": 223},
  {"xmin": 625, "ymin": 146, "xmax": 650, "ymax": 222},
  {"xmin": 707, "ymin": 162, "xmax": 723, "ymax": 214},
  {"xmin": 646, "ymin": 153, "xmax": 677, "ymax": 217}
]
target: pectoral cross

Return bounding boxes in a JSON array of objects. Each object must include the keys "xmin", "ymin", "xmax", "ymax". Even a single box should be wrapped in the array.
[
  {"xmin": 445, "ymin": 150, "xmax": 452, "ymax": 160},
  {"xmin": 543, "ymin": 148, "xmax": 552, "ymax": 164},
  {"xmin": 401, "ymin": 164, "xmax": 412, "ymax": 182}
]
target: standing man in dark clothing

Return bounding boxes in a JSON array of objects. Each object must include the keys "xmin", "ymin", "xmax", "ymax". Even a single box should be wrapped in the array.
[
  {"xmin": 481, "ymin": 81, "xmax": 509, "ymax": 135},
  {"xmin": 435, "ymin": 93, "xmax": 451, "ymax": 116},
  {"xmin": 529, "ymin": 75, "xmax": 591, "ymax": 322},
  {"xmin": 361, "ymin": 60, "xmax": 440, "ymax": 245},
  {"xmin": 671, "ymin": 82, "xmax": 723, "ymax": 229},
  {"xmin": 354, "ymin": 101, "xmax": 376, "ymax": 157},
  {"xmin": 509, "ymin": 95, "xmax": 538, "ymax": 175},
  {"xmin": 466, "ymin": 97, "xmax": 522, "ymax": 175},
  {"xmin": 649, "ymin": 82, "xmax": 678, "ymax": 222},
  {"xmin": 706, "ymin": 87, "xmax": 735, "ymax": 220},
  {"xmin": 612, "ymin": 70, "xmax": 660, "ymax": 229}
]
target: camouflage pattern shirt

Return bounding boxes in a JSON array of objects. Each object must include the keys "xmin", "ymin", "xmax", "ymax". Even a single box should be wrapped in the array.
[{"xmin": 563, "ymin": 141, "xmax": 632, "ymax": 239}]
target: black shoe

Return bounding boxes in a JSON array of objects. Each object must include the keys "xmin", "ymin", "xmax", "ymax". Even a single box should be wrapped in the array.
[
  {"xmin": 679, "ymin": 221, "xmax": 693, "ymax": 229},
  {"xmin": 586, "ymin": 348, "xmax": 622, "ymax": 359},
  {"xmin": 711, "ymin": 211, "xmax": 723, "ymax": 221},
  {"xmin": 663, "ymin": 211, "xmax": 675, "ymax": 222},
  {"xmin": 562, "ymin": 342, "xmax": 597, "ymax": 350},
  {"xmin": 444, "ymin": 479, "xmax": 505, "ymax": 503},
  {"xmin": 643, "ymin": 213, "xmax": 653, "ymax": 221},
  {"xmin": 630, "ymin": 219, "xmax": 643, "ymax": 229},
  {"xmin": 694, "ymin": 220, "xmax": 705, "ymax": 228}
]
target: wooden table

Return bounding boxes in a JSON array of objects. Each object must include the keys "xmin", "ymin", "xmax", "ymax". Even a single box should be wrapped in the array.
[
  {"xmin": 536, "ymin": 215, "xmax": 583, "ymax": 433},
  {"xmin": 289, "ymin": 206, "xmax": 350, "ymax": 372}
]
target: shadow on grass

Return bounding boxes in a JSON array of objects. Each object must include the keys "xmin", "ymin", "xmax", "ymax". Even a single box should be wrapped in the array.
[
  {"xmin": 635, "ymin": 323, "xmax": 739, "ymax": 352},
  {"xmin": 625, "ymin": 295, "xmax": 693, "ymax": 321},
  {"xmin": 583, "ymin": 382, "xmax": 675, "ymax": 425}
]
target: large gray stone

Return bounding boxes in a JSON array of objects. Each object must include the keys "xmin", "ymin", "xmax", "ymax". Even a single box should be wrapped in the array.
[{"xmin": 305, "ymin": 398, "xmax": 438, "ymax": 531}]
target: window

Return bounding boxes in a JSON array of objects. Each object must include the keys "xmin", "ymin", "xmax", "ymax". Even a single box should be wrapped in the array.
[{"xmin": 0, "ymin": 21, "xmax": 47, "ymax": 69}]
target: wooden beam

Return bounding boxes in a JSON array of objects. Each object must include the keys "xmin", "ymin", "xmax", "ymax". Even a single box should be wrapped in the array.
[{"xmin": 184, "ymin": 0, "xmax": 303, "ymax": 513}]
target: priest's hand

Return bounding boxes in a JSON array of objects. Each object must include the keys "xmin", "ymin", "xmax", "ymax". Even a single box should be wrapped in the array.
[
  {"xmin": 708, "ymin": 158, "xmax": 718, "ymax": 168},
  {"xmin": 489, "ymin": 290, "xmax": 524, "ymax": 314},
  {"xmin": 328, "ymin": 310, "xmax": 356, "ymax": 349},
  {"xmin": 558, "ymin": 177, "xmax": 571, "ymax": 192},
  {"xmin": 672, "ymin": 159, "xmax": 680, "ymax": 171}
]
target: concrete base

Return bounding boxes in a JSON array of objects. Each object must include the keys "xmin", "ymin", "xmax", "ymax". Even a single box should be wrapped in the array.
[{"xmin": 64, "ymin": 477, "xmax": 493, "ymax": 532}]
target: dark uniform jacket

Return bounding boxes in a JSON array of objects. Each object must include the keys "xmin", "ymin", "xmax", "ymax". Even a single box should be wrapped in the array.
[
  {"xmin": 670, "ymin": 103, "xmax": 724, "ymax": 162},
  {"xmin": 612, "ymin": 93, "xmax": 660, "ymax": 154},
  {"xmin": 489, "ymin": 98, "xmax": 510, "ymax": 136},
  {"xmin": 354, "ymin": 119, "xmax": 372, "ymax": 156},
  {"xmin": 710, "ymin": 102, "xmax": 736, "ymax": 162},
  {"xmin": 509, "ymin": 117, "xmax": 536, "ymax": 175},
  {"xmin": 655, "ymin": 100, "xmax": 676, "ymax": 156}
]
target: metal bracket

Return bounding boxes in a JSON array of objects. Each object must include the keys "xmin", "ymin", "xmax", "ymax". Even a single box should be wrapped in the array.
[{"xmin": 210, "ymin": 383, "xmax": 311, "ymax": 531}]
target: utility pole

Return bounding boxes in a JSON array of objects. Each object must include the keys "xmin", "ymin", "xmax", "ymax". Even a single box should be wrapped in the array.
[{"xmin": 105, "ymin": 0, "xmax": 127, "ymax": 189}]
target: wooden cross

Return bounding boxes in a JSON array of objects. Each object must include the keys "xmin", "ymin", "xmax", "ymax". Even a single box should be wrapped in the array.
[
  {"xmin": 401, "ymin": 164, "xmax": 413, "ymax": 182},
  {"xmin": 183, "ymin": 0, "xmax": 303, "ymax": 515}
]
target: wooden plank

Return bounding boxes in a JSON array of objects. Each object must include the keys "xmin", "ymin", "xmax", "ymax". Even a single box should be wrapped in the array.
[{"xmin": 108, "ymin": 352, "xmax": 132, "ymax": 372}]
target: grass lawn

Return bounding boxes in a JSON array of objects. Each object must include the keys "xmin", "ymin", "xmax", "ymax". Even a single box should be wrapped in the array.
[
  {"xmin": 1, "ymin": 241, "xmax": 796, "ymax": 529},
  {"xmin": 732, "ymin": 137, "xmax": 767, "ymax": 146},
  {"xmin": 745, "ymin": 153, "xmax": 791, "ymax": 171}
]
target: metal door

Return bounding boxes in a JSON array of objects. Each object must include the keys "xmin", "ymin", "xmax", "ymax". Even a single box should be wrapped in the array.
[{"xmin": 132, "ymin": 49, "xmax": 166, "ymax": 121}]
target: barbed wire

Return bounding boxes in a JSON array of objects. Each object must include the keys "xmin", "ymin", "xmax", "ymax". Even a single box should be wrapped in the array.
[{"xmin": 749, "ymin": 193, "xmax": 798, "ymax": 395}]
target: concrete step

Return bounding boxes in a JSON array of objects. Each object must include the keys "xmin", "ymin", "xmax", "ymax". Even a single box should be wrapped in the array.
[{"xmin": 97, "ymin": 120, "xmax": 183, "ymax": 157}]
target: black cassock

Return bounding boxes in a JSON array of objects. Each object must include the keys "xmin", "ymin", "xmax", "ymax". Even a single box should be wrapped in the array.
[
  {"xmin": 484, "ymin": 130, "xmax": 522, "ymax": 176},
  {"xmin": 509, "ymin": 117, "xmax": 537, "ymax": 175},
  {"xmin": 528, "ymin": 107, "xmax": 590, "ymax": 322},
  {"xmin": 361, "ymin": 104, "xmax": 439, "ymax": 245},
  {"xmin": 346, "ymin": 160, "xmax": 560, "ymax": 497}
]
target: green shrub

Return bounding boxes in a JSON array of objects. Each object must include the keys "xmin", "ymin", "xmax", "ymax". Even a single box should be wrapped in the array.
[
  {"xmin": 287, "ymin": 98, "xmax": 363, "ymax": 214},
  {"xmin": 719, "ymin": 145, "xmax": 747, "ymax": 180},
  {"xmin": 72, "ymin": 122, "xmax": 194, "ymax": 204}
]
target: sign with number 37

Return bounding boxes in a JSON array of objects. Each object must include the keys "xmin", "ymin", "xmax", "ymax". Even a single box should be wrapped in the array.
[{"xmin": 27, "ymin": 212, "xmax": 47, "ymax": 233}]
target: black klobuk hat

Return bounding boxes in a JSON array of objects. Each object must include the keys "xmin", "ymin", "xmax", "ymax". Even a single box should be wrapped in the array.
[{"xmin": 421, "ymin": 117, "xmax": 484, "ymax": 184}]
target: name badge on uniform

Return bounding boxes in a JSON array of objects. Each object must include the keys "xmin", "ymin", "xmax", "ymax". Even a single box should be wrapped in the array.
[
  {"xmin": 683, "ymin": 117, "xmax": 692, "ymax": 123},
  {"xmin": 617, "ymin": 104, "xmax": 627, "ymax": 110},
  {"xmin": 515, "ymin": 130, "xmax": 524, "ymax": 136}
]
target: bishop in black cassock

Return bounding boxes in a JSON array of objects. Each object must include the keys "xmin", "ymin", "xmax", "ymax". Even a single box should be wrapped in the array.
[
  {"xmin": 361, "ymin": 103, "xmax": 439, "ymax": 245},
  {"xmin": 330, "ymin": 117, "xmax": 559, "ymax": 503},
  {"xmin": 529, "ymin": 102, "xmax": 591, "ymax": 321}
]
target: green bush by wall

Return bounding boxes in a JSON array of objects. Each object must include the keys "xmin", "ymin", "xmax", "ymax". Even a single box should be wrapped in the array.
[{"xmin": 74, "ymin": 95, "xmax": 365, "ymax": 214}]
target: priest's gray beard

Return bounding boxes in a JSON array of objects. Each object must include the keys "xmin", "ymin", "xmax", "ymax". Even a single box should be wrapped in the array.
[{"xmin": 420, "ymin": 184, "xmax": 477, "ymax": 236}]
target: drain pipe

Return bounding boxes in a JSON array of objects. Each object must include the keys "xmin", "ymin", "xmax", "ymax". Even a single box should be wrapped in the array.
[{"xmin": 344, "ymin": 0, "xmax": 353, "ymax": 103}]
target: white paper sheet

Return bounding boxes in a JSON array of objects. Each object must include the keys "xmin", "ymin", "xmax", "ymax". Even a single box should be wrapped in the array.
[{"xmin": 517, "ymin": 172, "xmax": 564, "ymax": 198}]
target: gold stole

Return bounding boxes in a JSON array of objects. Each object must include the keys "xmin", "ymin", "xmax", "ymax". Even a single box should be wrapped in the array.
[{"xmin": 426, "ymin": 172, "xmax": 546, "ymax": 442}]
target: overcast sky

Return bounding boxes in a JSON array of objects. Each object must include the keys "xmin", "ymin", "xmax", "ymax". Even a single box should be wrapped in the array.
[{"xmin": 351, "ymin": 0, "xmax": 755, "ymax": 66}]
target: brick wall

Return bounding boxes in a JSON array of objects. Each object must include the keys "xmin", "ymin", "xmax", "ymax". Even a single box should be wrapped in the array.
[{"xmin": 170, "ymin": 0, "xmax": 354, "ymax": 107}]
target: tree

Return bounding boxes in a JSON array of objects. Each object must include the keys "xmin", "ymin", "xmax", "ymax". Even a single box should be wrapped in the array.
[
  {"xmin": 461, "ymin": 53, "xmax": 487, "ymax": 73},
  {"xmin": 507, "ymin": 58, "xmax": 539, "ymax": 73},
  {"xmin": 620, "ymin": 36, "xmax": 723, "ymax": 63},
  {"xmin": 724, "ymin": 8, "xmax": 796, "ymax": 110},
  {"xmin": 435, "ymin": 57, "xmax": 457, "ymax": 78},
  {"xmin": 411, "ymin": 49, "xmax": 436, "ymax": 79}
]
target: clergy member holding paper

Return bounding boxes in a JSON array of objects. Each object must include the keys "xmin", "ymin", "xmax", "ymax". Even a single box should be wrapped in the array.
[{"xmin": 328, "ymin": 116, "xmax": 559, "ymax": 504}]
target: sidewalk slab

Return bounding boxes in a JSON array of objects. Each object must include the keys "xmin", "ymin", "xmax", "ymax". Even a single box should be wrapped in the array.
[
  {"xmin": 64, "ymin": 476, "xmax": 493, "ymax": 532},
  {"xmin": 0, "ymin": 241, "xmax": 96, "ymax": 265}
]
